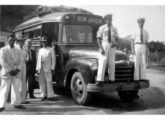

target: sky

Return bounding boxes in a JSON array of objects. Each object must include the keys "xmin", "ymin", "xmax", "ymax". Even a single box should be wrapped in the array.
[
  {"xmin": 77, "ymin": 5, "xmax": 165, "ymax": 42},
  {"xmin": 1, "ymin": 0, "xmax": 165, "ymax": 43}
]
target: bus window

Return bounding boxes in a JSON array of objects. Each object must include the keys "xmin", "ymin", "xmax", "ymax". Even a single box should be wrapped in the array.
[
  {"xmin": 23, "ymin": 25, "xmax": 42, "ymax": 51},
  {"xmin": 62, "ymin": 26, "xmax": 67, "ymax": 44},
  {"xmin": 64, "ymin": 25, "xmax": 93, "ymax": 44}
]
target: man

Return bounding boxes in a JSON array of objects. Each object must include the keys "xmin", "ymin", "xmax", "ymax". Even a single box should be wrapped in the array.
[
  {"xmin": 36, "ymin": 35, "xmax": 56, "ymax": 101},
  {"xmin": 0, "ymin": 42, "xmax": 5, "ymax": 85},
  {"xmin": 25, "ymin": 39, "xmax": 36, "ymax": 98},
  {"xmin": 0, "ymin": 35, "xmax": 25, "ymax": 112},
  {"xmin": 15, "ymin": 36, "xmax": 29, "ymax": 104},
  {"xmin": 96, "ymin": 14, "xmax": 119, "ymax": 86},
  {"xmin": 131, "ymin": 18, "xmax": 149, "ymax": 80}
]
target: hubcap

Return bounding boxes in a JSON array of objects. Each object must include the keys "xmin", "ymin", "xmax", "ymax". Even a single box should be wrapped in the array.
[{"xmin": 73, "ymin": 77, "xmax": 83, "ymax": 97}]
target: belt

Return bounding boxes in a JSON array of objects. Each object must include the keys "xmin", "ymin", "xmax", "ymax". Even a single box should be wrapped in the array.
[{"xmin": 135, "ymin": 42, "xmax": 146, "ymax": 45}]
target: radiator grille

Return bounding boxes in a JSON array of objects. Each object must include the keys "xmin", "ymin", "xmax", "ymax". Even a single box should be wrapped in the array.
[{"xmin": 115, "ymin": 64, "xmax": 134, "ymax": 81}]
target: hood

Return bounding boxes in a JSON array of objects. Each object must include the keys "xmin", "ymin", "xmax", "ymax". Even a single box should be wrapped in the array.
[{"xmin": 69, "ymin": 46, "xmax": 128, "ymax": 61}]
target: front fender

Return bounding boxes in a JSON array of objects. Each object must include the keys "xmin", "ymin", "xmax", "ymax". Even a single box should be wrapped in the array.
[{"xmin": 65, "ymin": 58, "xmax": 95, "ymax": 86}]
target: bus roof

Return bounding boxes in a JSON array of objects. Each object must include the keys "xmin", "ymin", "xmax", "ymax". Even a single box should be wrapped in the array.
[{"xmin": 14, "ymin": 12, "xmax": 103, "ymax": 32}]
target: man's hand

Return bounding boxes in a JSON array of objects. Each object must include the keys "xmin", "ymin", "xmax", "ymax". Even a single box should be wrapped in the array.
[
  {"xmin": 100, "ymin": 49, "xmax": 105, "ymax": 55},
  {"xmin": 9, "ymin": 70, "xmax": 15, "ymax": 76},
  {"xmin": 9, "ymin": 69, "xmax": 19, "ymax": 76}
]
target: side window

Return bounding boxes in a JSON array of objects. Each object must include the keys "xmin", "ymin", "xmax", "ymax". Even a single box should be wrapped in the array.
[
  {"xmin": 62, "ymin": 26, "xmax": 67, "ymax": 44},
  {"xmin": 23, "ymin": 25, "xmax": 42, "ymax": 51}
]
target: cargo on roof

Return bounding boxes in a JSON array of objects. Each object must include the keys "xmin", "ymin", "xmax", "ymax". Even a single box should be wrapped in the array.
[{"xmin": 14, "ymin": 12, "xmax": 103, "ymax": 32}]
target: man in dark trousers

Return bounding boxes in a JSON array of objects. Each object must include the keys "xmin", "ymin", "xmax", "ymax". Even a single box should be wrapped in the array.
[{"xmin": 25, "ymin": 39, "xmax": 36, "ymax": 98}]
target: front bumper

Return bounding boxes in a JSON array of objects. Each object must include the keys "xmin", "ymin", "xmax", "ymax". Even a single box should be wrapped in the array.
[{"xmin": 87, "ymin": 80, "xmax": 150, "ymax": 93}]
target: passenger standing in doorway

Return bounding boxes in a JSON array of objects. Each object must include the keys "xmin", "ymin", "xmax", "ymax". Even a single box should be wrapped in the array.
[
  {"xmin": 96, "ymin": 14, "xmax": 119, "ymax": 86},
  {"xmin": 36, "ymin": 35, "xmax": 56, "ymax": 101},
  {"xmin": 25, "ymin": 39, "xmax": 36, "ymax": 99},
  {"xmin": 0, "ymin": 35, "xmax": 25, "ymax": 112},
  {"xmin": 131, "ymin": 18, "xmax": 149, "ymax": 80},
  {"xmin": 16, "ymin": 36, "xmax": 29, "ymax": 104}
]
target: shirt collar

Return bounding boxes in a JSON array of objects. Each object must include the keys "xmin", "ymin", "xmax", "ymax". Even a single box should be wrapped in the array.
[{"xmin": 7, "ymin": 45, "xmax": 15, "ymax": 49}]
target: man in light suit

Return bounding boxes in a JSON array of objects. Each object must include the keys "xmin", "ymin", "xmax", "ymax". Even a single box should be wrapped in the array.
[
  {"xmin": 96, "ymin": 14, "xmax": 119, "ymax": 86},
  {"xmin": 36, "ymin": 35, "xmax": 56, "ymax": 101},
  {"xmin": 131, "ymin": 18, "xmax": 149, "ymax": 81},
  {"xmin": 16, "ymin": 38, "xmax": 29, "ymax": 104},
  {"xmin": 0, "ymin": 35, "xmax": 25, "ymax": 112}
]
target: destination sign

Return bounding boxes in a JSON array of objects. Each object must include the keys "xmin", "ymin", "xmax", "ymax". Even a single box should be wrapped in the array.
[{"xmin": 76, "ymin": 15, "xmax": 103, "ymax": 25}]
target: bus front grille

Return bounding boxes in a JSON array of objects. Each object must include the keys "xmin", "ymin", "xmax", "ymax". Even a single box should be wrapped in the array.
[{"xmin": 115, "ymin": 65, "xmax": 134, "ymax": 81}]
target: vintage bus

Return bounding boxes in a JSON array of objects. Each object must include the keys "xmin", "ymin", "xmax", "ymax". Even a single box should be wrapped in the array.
[{"xmin": 13, "ymin": 12, "xmax": 149, "ymax": 105}]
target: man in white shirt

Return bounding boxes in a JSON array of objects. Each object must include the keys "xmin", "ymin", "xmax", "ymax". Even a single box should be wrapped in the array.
[
  {"xmin": 0, "ymin": 35, "xmax": 25, "ymax": 112},
  {"xmin": 131, "ymin": 18, "xmax": 149, "ymax": 80},
  {"xmin": 36, "ymin": 35, "xmax": 56, "ymax": 101},
  {"xmin": 96, "ymin": 14, "xmax": 119, "ymax": 86}
]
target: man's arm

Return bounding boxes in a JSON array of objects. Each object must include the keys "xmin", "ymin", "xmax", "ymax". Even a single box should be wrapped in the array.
[
  {"xmin": 0, "ymin": 48, "xmax": 12, "ymax": 73},
  {"xmin": 112, "ymin": 27, "xmax": 119, "ymax": 48},
  {"xmin": 51, "ymin": 48, "xmax": 55, "ymax": 71},
  {"xmin": 36, "ymin": 50, "xmax": 41, "ymax": 73},
  {"xmin": 97, "ymin": 37, "xmax": 104, "ymax": 55}
]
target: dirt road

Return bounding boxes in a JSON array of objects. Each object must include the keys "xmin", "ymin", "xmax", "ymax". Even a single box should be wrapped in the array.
[{"xmin": 0, "ymin": 66, "xmax": 165, "ymax": 115}]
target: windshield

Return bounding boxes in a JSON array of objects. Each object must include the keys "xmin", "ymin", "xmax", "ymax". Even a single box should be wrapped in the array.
[{"xmin": 64, "ymin": 25, "xmax": 93, "ymax": 44}]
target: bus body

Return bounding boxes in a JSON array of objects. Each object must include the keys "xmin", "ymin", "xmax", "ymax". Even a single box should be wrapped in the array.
[{"xmin": 13, "ymin": 12, "xmax": 149, "ymax": 105}]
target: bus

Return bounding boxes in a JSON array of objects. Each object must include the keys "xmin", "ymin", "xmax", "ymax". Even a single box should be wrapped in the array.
[{"xmin": 13, "ymin": 11, "xmax": 149, "ymax": 105}]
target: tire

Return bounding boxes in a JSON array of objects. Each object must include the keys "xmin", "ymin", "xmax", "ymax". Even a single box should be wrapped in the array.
[
  {"xmin": 70, "ymin": 72, "xmax": 92, "ymax": 105},
  {"xmin": 118, "ymin": 90, "xmax": 139, "ymax": 102}
]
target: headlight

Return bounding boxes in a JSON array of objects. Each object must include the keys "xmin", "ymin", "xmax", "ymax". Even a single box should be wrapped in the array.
[{"xmin": 90, "ymin": 62, "xmax": 98, "ymax": 71}]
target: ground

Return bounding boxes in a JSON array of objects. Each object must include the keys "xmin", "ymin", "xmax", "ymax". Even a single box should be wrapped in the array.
[{"xmin": 0, "ymin": 66, "xmax": 165, "ymax": 115}]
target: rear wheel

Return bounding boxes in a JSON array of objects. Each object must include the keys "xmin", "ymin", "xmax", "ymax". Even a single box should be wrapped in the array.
[
  {"xmin": 70, "ymin": 72, "xmax": 92, "ymax": 105},
  {"xmin": 118, "ymin": 90, "xmax": 139, "ymax": 102}
]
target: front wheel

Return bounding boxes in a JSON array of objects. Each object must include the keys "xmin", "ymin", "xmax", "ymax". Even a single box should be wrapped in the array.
[
  {"xmin": 70, "ymin": 72, "xmax": 92, "ymax": 105},
  {"xmin": 118, "ymin": 90, "xmax": 139, "ymax": 102}
]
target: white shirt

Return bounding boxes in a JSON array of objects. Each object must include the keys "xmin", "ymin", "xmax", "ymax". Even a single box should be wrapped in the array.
[
  {"xmin": 131, "ymin": 28, "xmax": 149, "ymax": 43},
  {"xmin": 36, "ymin": 46, "xmax": 56, "ymax": 72},
  {"xmin": 97, "ymin": 24, "xmax": 119, "ymax": 42},
  {"xmin": 0, "ymin": 45, "xmax": 22, "ymax": 77}
]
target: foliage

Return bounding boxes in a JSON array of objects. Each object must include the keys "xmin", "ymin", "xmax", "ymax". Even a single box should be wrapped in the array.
[{"xmin": 1, "ymin": 5, "xmax": 92, "ymax": 32}]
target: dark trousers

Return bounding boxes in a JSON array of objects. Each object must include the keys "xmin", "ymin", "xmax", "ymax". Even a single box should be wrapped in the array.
[{"xmin": 26, "ymin": 71, "xmax": 35, "ymax": 97}]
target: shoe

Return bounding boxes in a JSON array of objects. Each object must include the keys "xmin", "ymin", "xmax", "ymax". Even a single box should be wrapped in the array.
[
  {"xmin": 41, "ymin": 97, "xmax": 47, "ymax": 101},
  {"xmin": 21, "ymin": 101, "xmax": 30, "ymax": 104},
  {"xmin": 29, "ymin": 95, "xmax": 36, "ymax": 99},
  {"xmin": 48, "ymin": 97, "xmax": 56, "ymax": 101},
  {"xmin": 96, "ymin": 81, "xmax": 103, "ymax": 87},
  {"xmin": 13, "ymin": 105, "xmax": 26, "ymax": 109},
  {"xmin": 0, "ymin": 107, "xmax": 5, "ymax": 112}
]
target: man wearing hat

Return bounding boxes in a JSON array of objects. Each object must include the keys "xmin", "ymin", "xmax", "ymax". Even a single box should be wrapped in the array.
[
  {"xmin": 0, "ymin": 35, "xmax": 25, "ymax": 112},
  {"xmin": 96, "ymin": 14, "xmax": 119, "ymax": 86},
  {"xmin": 36, "ymin": 35, "xmax": 56, "ymax": 101},
  {"xmin": 15, "ymin": 35, "xmax": 29, "ymax": 104},
  {"xmin": 131, "ymin": 18, "xmax": 149, "ymax": 81}
]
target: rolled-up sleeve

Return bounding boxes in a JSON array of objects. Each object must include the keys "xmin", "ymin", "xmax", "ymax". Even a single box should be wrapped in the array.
[{"xmin": 97, "ymin": 26, "xmax": 103, "ymax": 39}]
